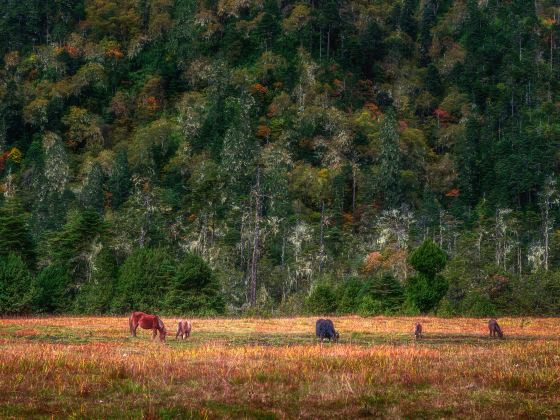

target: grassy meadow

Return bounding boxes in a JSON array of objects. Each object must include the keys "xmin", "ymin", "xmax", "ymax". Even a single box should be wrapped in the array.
[{"xmin": 0, "ymin": 316, "xmax": 559, "ymax": 419}]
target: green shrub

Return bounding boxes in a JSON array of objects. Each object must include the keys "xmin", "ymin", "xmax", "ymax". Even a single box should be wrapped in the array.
[
  {"xmin": 163, "ymin": 253, "xmax": 225, "ymax": 315},
  {"xmin": 112, "ymin": 248, "xmax": 174, "ymax": 313},
  {"xmin": 406, "ymin": 241, "xmax": 448, "ymax": 313},
  {"xmin": 336, "ymin": 277, "xmax": 363, "ymax": 314},
  {"xmin": 406, "ymin": 273, "xmax": 448, "ymax": 314},
  {"xmin": 0, "ymin": 253, "xmax": 34, "ymax": 314},
  {"xmin": 305, "ymin": 283, "xmax": 337, "ymax": 315},
  {"xmin": 461, "ymin": 291, "xmax": 497, "ymax": 317},
  {"xmin": 436, "ymin": 298, "xmax": 458, "ymax": 317},
  {"xmin": 357, "ymin": 295, "xmax": 385, "ymax": 316},
  {"xmin": 409, "ymin": 240, "xmax": 448, "ymax": 276},
  {"xmin": 359, "ymin": 273, "xmax": 405, "ymax": 314},
  {"xmin": 33, "ymin": 264, "xmax": 70, "ymax": 313}
]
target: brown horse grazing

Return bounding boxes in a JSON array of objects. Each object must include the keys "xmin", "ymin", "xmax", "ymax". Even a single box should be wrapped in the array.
[
  {"xmin": 175, "ymin": 320, "xmax": 192, "ymax": 340},
  {"xmin": 129, "ymin": 311, "xmax": 167, "ymax": 342},
  {"xmin": 488, "ymin": 318, "xmax": 504, "ymax": 339},
  {"xmin": 414, "ymin": 323, "xmax": 423, "ymax": 340}
]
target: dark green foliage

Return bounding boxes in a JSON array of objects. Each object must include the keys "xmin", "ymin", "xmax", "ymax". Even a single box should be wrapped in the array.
[
  {"xmin": 72, "ymin": 248, "xmax": 117, "ymax": 314},
  {"xmin": 459, "ymin": 290, "xmax": 497, "ymax": 317},
  {"xmin": 409, "ymin": 240, "xmax": 448, "ymax": 277},
  {"xmin": 336, "ymin": 278, "xmax": 363, "ymax": 314},
  {"xmin": 419, "ymin": 0, "xmax": 437, "ymax": 66},
  {"xmin": 455, "ymin": 117, "xmax": 480, "ymax": 207},
  {"xmin": 164, "ymin": 253, "xmax": 225, "ymax": 315},
  {"xmin": 0, "ymin": 253, "xmax": 34, "ymax": 314},
  {"xmin": 407, "ymin": 241, "xmax": 448, "ymax": 313},
  {"xmin": 514, "ymin": 270, "xmax": 560, "ymax": 315},
  {"xmin": 46, "ymin": 210, "xmax": 105, "ymax": 288},
  {"xmin": 108, "ymin": 150, "xmax": 131, "ymax": 209},
  {"xmin": 112, "ymin": 248, "xmax": 174, "ymax": 312},
  {"xmin": 305, "ymin": 283, "xmax": 337, "ymax": 315},
  {"xmin": 32, "ymin": 264, "xmax": 70, "ymax": 313},
  {"xmin": 425, "ymin": 64, "xmax": 443, "ymax": 97},
  {"xmin": 406, "ymin": 273, "xmax": 448, "ymax": 314},
  {"xmin": 378, "ymin": 111, "xmax": 402, "ymax": 207},
  {"xmin": 0, "ymin": 197, "xmax": 35, "ymax": 265},
  {"xmin": 1, "ymin": 0, "xmax": 560, "ymax": 316},
  {"xmin": 399, "ymin": 0, "xmax": 418, "ymax": 39},
  {"xmin": 81, "ymin": 162, "xmax": 105, "ymax": 214},
  {"xmin": 358, "ymin": 273, "xmax": 405, "ymax": 315}
]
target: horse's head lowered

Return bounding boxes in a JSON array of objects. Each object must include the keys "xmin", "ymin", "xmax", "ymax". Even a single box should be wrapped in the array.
[{"xmin": 157, "ymin": 317, "xmax": 167, "ymax": 342}]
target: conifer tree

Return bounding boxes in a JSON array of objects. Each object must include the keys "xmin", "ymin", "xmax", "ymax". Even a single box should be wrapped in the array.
[
  {"xmin": 419, "ymin": 0, "xmax": 437, "ymax": 66},
  {"xmin": 0, "ymin": 197, "xmax": 34, "ymax": 265},
  {"xmin": 399, "ymin": 0, "xmax": 418, "ymax": 39},
  {"xmin": 0, "ymin": 253, "xmax": 34, "ymax": 314},
  {"xmin": 406, "ymin": 240, "xmax": 448, "ymax": 313}
]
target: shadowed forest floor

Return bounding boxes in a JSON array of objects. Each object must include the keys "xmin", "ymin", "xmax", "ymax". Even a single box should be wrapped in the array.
[{"xmin": 0, "ymin": 316, "xmax": 559, "ymax": 419}]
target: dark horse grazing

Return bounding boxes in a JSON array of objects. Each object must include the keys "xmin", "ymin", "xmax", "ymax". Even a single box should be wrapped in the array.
[
  {"xmin": 316, "ymin": 319, "xmax": 339, "ymax": 342},
  {"xmin": 175, "ymin": 320, "xmax": 192, "ymax": 340},
  {"xmin": 488, "ymin": 318, "xmax": 504, "ymax": 339},
  {"xmin": 414, "ymin": 323, "xmax": 423, "ymax": 340},
  {"xmin": 129, "ymin": 312, "xmax": 167, "ymax": 342}
]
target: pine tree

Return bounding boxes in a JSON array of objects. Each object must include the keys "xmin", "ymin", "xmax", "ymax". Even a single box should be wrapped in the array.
[
  {"xmin": 425, "ymin": 63, "xmax": 443, "ymax": 97},
  {"xmin": 112, "ymin": 247, "xmax": 174, "ymax": 312},
  {"xmin": 32, "ymin": 264, "xmax": 70, "ymax": 313},
  {"xmin": 0, "ymin": 253, "xmax": 34, "ymax": 314},
  {"xmin": 164, "ymin": 253, "xmax": 225, "ymax": 314},
  {"xmin": 359, "ymin": 273, "xmax": 405, "ymax": 314},
  {"xmin": 256, "ymin": 0, "xmax": 281, "ymax": 51},
  {"xmin": 419, "ymin": 0, "xmax": 437, "ymax": 66},
  {"xmin": 0, "ymin": 197, "xmax": 35, "ymax": 265},
  {"xmin": 47, "ymin": 210, "xmax": 105, "ymax": 288},
  {"xmin": 406, "ymin": 240, "xmax": 448, "ymax": 313},
  {"xmin": 357, "ymin": 21, "xmax": 386, "ymax": 81},
  {"xmin": 399, "ymin": 0, "xmax": 418, "ymax": 39}
]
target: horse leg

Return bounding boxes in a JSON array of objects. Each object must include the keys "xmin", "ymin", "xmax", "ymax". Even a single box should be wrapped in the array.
[
  {"xmin": 130, "ymin": 316, "xmax": 138, "ymax": 337},
  {"xmin": 152, "ymin": 328, "xmax": 157, "ymax": 340}
]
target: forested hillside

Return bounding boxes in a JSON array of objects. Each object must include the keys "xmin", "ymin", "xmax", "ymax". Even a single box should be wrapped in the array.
[{"xmin": 1, "ymin": 0, "xmax": 559, "ymax": 316}]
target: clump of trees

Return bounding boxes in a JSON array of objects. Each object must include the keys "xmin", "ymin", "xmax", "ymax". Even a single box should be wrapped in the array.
[{"xmin": 1, "ymin": 0, "xmax": 560, "ymax": 316}]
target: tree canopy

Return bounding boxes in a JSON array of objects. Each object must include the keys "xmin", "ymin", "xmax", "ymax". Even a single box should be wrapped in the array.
[{"xmin": 1, "ymin": 0, "xmax": 560, "ymax": 316}]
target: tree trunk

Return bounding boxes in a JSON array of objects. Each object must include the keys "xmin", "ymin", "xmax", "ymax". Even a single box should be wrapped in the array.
[
  {"xmin": 352, "ymin": 164, "xmax": 357, "ymax": 217},
  {"xmin": 249, "ymin": 167, "xmax": 262, "ymax": 305},
  {"xmin": 319, "ymin": 201, "xmax": 325, "ymax": 273}
]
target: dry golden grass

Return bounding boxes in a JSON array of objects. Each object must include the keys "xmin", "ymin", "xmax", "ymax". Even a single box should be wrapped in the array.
[{"xmin": 0, "ymin": 316, "xmax": 559, "ymax": 419}]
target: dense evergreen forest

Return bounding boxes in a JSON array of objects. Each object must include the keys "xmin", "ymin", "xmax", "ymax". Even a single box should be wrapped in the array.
[{"xmin": 1, "ymin": 0, "xmax": 560, "ymax": 316}]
